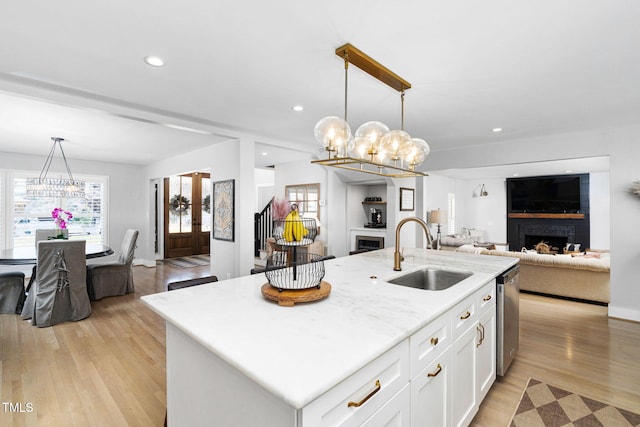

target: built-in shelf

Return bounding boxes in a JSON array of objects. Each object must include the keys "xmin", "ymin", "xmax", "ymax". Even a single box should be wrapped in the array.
[
  {"xmin": 508, "ymin": 213, "xmax": 585, "ymax": 219},
  {"xmin": 362, "ymin": 201, "xmax": 386, "ymax": 205}
]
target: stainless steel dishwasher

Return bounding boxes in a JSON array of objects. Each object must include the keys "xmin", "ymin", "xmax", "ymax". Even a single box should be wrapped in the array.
[{"xmin": 497, "ymin": 265, "xmax": 519, "ymax": 376}]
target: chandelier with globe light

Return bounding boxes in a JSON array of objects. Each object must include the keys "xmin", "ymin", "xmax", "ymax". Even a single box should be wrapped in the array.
[{"xmin": 311, "ymin": 44, "xmax": 429, "ymax": 178}]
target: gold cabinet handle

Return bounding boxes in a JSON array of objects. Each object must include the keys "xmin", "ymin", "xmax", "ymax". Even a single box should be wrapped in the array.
[
  {"xmin": 460, "ymin": 311, "xmax": 471, "ymax": 320},
  {"xmin": 476, "ymin": 323, "xmax": 485, "ymax": 347},
  {"xmin": 483, "ymin": 295, "xmax": 492, "ymax": 302},
  {"xmin": 430, "ymin": 337, "xmax": 439, "ymax": 346},
  {"xmin": 427, "ymin": 363, "xmax": 443, "ymax": 378},
  {"xmin": 347, "ymin": 380, "xmax": 381, "ymax": 408}
]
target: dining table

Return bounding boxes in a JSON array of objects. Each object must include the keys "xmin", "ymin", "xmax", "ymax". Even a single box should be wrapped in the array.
[{"xmin": 0, "ymin": 244, "xmax": 114, "ymax": 265}]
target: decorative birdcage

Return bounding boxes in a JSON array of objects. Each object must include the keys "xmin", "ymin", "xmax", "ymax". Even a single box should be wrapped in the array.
[
  {"xmin": 265, "ymin": 252, "xmax": 325, "ymax": 291},
  {"xmin": 272, "ymin": 217, "xmax": 318, "ymax": 246}
]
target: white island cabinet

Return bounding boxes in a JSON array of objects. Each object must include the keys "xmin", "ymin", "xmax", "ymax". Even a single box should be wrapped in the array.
[{"xmin": 142, "ymin": 248, "xmax": 517, "ymax": 427}]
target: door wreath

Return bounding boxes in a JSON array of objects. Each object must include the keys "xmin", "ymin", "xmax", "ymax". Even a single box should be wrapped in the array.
[{"xmin": 170, "ymin": 194, "xmax": 191, "ymax": 214}]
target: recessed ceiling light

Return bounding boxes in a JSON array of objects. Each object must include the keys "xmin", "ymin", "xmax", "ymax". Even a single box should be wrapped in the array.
[
  {"xmin": 144, "ymin": 56, "xmax": 165, "ymax": 67},
  {"xmin": 292, "ymin": 105, "xmax": 304, "ymax": 112},
  {"xmin": 261, "ymin": 152, "xmax": 268, "ymax": 156},
  {"xmin": 565, "ymin": 169, "xmax": 573, "ymax": 173},
  {"xmin": 492, "ymin": 127, "xmax": 503, "ymax": 133},
  {"xmin": 512, "ymin": 173, "xmax": 519, "ymax": 177}
]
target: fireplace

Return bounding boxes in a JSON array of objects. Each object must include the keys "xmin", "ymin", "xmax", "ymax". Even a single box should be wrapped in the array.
[
  {"xmin": 524, "ymin": 234, "xmax": 569, "ymax": 251},
  {"xmin": 508, "ymin": 219, "xmax": 589, "ymax": 251},
  {"xmin": 355, "ymin": 235, "xmax": 384, "ymax": 252},
  {"xmin": 520, "ymin": 224, "xmax": 575, "ymax": 251}
]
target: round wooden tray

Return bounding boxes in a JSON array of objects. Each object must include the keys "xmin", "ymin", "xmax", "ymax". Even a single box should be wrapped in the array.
[{"xmin": 261, "ymin": 281, "xmax": 331, "ymax": 307}]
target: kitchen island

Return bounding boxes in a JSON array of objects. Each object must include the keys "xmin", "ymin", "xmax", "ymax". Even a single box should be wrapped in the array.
[{"xmin": 142, "ymin": 248, "xmax": 517, "ymax": 426}]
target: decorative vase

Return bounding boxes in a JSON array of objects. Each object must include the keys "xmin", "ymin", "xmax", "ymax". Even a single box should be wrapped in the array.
[{"xmin": 48, "ymin": 229, "xmax": 69, "ymax": 240}]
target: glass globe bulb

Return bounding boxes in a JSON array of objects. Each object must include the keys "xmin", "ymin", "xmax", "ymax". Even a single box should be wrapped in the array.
[
  {"xmin": 380, "ymin": 130, "xmax": 412, "ymax": 162},
  {"xmin": 348, "ymin": 136, "xmax": 372, "ymax": 160},
  {"xmin": 376, "ymin": 147, "xmax": 389, "ymax": 164},
  {"xmin": 355, "ymin": 121, "xmax": 389, "ymax": 154},
  {"xmin": 314, "ymin": 116, "xmax": 351, "ymax": 153},
  {"xmin": 413, "ymin": 138, "xmax": 430, "ymax": 166},
  {"xmin": 402, "ymin": 138, "xmax": 430, "ymax": 168}
]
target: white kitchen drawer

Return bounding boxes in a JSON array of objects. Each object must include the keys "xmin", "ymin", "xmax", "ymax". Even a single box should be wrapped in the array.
[
  {"xmin": 409, "ymin": 311, "xmax": 451, "ymax": 378},
  {"xmin": 476, "ymin": 280, "xmax": 496, "ymax": 315},
  {"xmin": 301, "ymin": 339, "xmax": 410, "ymax": 427},
  {"xmin": 451, "ymin": 293, "xmax": 477, "ymax": 341},
  {"xmin": 360, "ymin": 384, "xmax": 410, "ymax": 427}
]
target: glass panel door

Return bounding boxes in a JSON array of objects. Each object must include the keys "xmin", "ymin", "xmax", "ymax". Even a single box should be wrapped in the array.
[{"xmin": 164, "ymin": 173, "xmax": 210, "ymax": 258}]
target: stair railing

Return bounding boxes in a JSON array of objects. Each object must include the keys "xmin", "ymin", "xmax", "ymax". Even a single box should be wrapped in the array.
[{"xmin": 254, "ymin": 197, "xmax": 274, "ymax": 257}]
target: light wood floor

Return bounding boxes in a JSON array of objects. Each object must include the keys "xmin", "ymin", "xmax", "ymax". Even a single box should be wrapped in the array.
[{"xmin": 1, "ymin": 263, "xmax": 639, "ymax": 426}]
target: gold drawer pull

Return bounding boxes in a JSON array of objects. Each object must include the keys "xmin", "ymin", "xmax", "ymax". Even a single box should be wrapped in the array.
[
  {"xmin": 460, "ymin": 311, "xmax": 471, "ymax": 320},
  {"xmin": 347, "ymin": 380, "xmax": 381, "ymax": 408},
  {"xmin": 427, "ymin": 364, "xmax": 443, "ymax": 377},
  {"xmin": 476, "ymin": 323, "xmax": 485, "ymax": 347},
  {"xmin": 430, "ymin": 337, "xmax": 439, "ymax": 346},
  {"xmin": 483, "ymin": 295, "xmax": 492, "ymax": 302}
]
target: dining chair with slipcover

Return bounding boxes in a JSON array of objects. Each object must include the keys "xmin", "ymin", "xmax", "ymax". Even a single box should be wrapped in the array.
[
  {"xmin": 21, "ymin": 240, "xmax": 91, "ymax": 327},
  {"xmin": 0, "ymin": 271, "xmax": 26, "ymax": 314},
  {"xmin": 86, "ymin": 229, "xmax": 138, "ymax": 301}
]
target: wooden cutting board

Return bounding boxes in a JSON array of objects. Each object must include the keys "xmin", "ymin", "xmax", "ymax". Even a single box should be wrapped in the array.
[{"xmin": 261, "ymin": 281, "xmax": 331, "ymax": 307}]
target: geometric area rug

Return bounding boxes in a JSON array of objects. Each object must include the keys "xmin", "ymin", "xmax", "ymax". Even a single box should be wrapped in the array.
[
  {"xmin": 164, "ymin": 254, "xmax": 210, "ymax": 268},
  {"xmin": 509, "ymin": 378, "xmax": 640, "ymax": 427}
]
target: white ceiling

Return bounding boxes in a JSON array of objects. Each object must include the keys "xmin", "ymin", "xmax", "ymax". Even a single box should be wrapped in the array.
[
  {"xmin": 431, "ymin": 156, "xmax": 610, "ymax": 180},
  {"xmin": 1, "ymin": 1, "xmax": 637, "ymax": 174}
]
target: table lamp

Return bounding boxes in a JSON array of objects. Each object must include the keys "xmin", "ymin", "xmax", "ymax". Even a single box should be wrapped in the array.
[{"xmin": 429, "ymin": 209, "xmax": 446, "ymax": 250}]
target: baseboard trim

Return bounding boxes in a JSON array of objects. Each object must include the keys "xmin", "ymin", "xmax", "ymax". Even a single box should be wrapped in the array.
[{"xmin": 608, "ymin": 305, "xmax": 640, "ymax": 323}]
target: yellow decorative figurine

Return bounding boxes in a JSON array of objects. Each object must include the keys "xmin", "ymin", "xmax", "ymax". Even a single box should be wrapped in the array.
[{"xmin": 283, "ymin": 203, "xmax": 308, "ymax": 242}]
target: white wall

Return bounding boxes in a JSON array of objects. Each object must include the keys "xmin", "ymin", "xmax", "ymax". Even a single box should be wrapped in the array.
[
  {"xmin": 255, "ymin": 168, "xmax": 275, "ymax": 212},
  {"xmin": 424, "ymin": 125, "xmax": 639, "ymax": 321},
  {"xmin": 589, "ymin": 172, "xmax": 610, "ymax": 249},
  {"xmin": 327, "ymin": 170, "xmax": 348, "ymax": 257},
  {"xmin": 455, "ymin": 178, "xmax": 507, "ymax": 243},
  {"xmin": 424, "ymin": 173, "xmax": 456, "ymax": 242}
]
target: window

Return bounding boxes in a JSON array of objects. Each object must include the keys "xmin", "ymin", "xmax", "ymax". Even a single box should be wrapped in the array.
[
  {"xmin": 447, "ymin": 193, "xmax": 456, "ymax": 235},
  {"xmin": 167, "ymin": 175, "xmax": 193, "ymax": 234},
  {"xmin": 6, "ymin": 171, "xmax": 107, "ymax": 249},
  {"xmin": 285, "ymin": 183, "xmax": 320, "ymax": 223}
]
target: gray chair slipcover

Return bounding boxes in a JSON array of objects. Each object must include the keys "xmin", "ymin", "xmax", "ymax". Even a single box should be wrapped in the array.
[
  {"xmin": 0, "ymin": 271, "xmax": 26, "ymax": 314},
  {"xmin": 21, "ymin": 240, "xmax": 91, "ymax": 327},
  {"xmin": 86, "ymin": 229, "xmax": 138, "ymax": 301}
]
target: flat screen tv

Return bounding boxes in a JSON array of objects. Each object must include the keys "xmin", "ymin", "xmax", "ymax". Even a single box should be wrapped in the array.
[{"xmin": 507, "ymin": 175, "xmax": 582, "ymax": 213}]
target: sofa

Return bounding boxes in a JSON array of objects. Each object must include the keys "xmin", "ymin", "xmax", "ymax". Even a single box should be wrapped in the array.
[{"xmin": 455, "ymin": 245, "xmax": 610, "ymax": 304}]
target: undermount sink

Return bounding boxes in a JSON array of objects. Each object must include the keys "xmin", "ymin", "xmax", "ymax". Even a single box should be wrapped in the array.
[{"xmin": 387, "ymin": 267, "xmax": 473, "ymax": 291}]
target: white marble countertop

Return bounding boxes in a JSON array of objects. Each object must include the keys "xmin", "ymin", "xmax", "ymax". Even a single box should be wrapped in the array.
[{"xmin": 142, "ymin": 248, "xmax": 517, "ymax": 409}]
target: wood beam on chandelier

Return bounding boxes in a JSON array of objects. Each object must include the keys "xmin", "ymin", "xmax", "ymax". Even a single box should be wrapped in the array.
[{"xmin": 334, "ymin": 43, "xmax": 412, "ymax": 93}]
